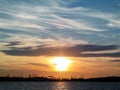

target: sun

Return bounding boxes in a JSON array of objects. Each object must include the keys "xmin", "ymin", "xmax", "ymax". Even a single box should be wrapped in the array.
[{"xmin": 51, "ymin": 57, "xmax": 71, "ymax": 71}]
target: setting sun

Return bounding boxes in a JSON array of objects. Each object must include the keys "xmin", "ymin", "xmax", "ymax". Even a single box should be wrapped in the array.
[{"xmin": 51, "ymin": 57, "xmax": 71, "ymax": 71}]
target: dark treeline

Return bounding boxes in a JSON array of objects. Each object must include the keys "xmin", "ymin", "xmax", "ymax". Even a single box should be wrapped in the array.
[{"xmin": 0, "ymin": 76, "xmax": 120, "ymax": 82}]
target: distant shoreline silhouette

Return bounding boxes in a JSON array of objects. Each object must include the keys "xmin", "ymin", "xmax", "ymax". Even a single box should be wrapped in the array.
[{"xmin": 0, "ymin": 76, "xmax": 120, "ymax": 82}]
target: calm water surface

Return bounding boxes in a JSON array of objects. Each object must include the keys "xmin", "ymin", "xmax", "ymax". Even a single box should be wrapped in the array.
[{"xmin": 0, "ymin": 82, "xmax": 120, "ymax": 90}]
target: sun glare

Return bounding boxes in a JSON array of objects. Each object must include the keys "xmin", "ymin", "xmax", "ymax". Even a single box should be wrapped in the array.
[{"xmin": 51, "ymin": 57, "xmax": 71, "ymax": 71}]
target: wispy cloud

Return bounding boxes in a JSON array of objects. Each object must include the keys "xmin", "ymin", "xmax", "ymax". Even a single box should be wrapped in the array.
[{"xmin": 0, "ymin": 0, "xmax": 120, "ymax": 52}]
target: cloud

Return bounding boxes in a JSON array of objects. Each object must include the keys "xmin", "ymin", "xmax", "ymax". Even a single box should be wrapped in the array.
[
  {"xmin": 0, "ymin": 0, "xmax": 120, "ymax": 52},
  {"xmin": 107, "ymin": 19, "xmax": 120, "ymax": 28},
  {"xmin": 81, "ymin": 52, "xmax": 120, "ymax": 57},
  {"xmin": 29, "ymin": 63, "xmax": 50, "ymax": 68},
  {"xmin": 109, "ymin": 60, "xmax": 120, "ymax": 62},
  {"xmin": 2, "ymin": 34, "xmax": 87, "ymax": 48},
  {"xmin": 6, "ymin": 41, "xmax": 22, "ymax": 47},
  {"xmin": 2, "ymin": 44, "xmax": 119, "ymax": 57},
  {"xmin": 51, "ymin": 15, "xmax": 101, "ymax": 31},
  {"xmin": 82, "ymin": 11, "xmax": 120, "ymax": 29}
]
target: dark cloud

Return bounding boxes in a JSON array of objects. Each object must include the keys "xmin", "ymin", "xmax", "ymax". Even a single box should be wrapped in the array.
[
  {"xmin": 6, "ymin": 41, "xmax": 22, "ymax": 47},
  {"xmin": 0, "ymin": 65, "xmax": 7, "ymax": 68},
  {"xmin": 1, "ymin": 44, "xmax": 120, "ymax": 57},
  {"xmin": 109, "ymin": 60, "xmax": 120, "ymax": 62},
  {"xmin": 92, "ymin": 64, "xmax": 120, "ymax": 67},
  {"xmin": 81, "ymin": 52, "xmax": 120, "ymax": 57},
  {"xmin": 29, "ymin": 63, "xmax": 50, "ymax": 67}
]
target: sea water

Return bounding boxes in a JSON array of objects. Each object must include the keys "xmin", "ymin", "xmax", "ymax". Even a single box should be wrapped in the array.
[{"xmin": 0, "ymin": 82, "xmax": 120, "ymax": 90}]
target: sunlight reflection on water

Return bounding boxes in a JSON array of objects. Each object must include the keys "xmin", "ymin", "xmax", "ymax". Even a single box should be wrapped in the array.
[{"xmin": 52, "ymin": 82, "xmax": 69, "ymax": 90}]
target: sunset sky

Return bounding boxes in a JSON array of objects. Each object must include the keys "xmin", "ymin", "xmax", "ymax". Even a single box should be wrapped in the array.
[{"xmin": 0, "ymin": 0, "xmax": 120, "ymax": 78}]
